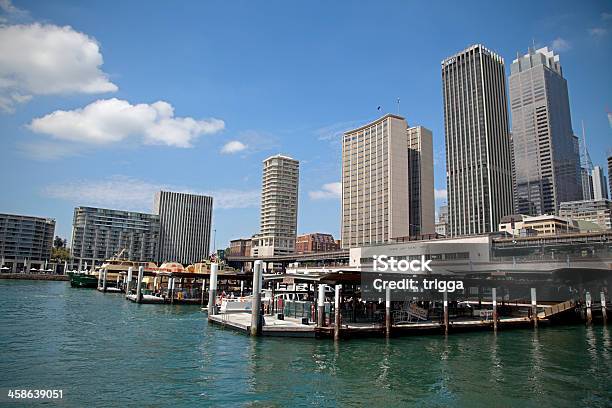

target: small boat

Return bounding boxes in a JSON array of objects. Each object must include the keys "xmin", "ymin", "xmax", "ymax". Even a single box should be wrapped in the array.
[{"xmin": 68, "ymin": 271, "xmax": 99, "ymax": 288}]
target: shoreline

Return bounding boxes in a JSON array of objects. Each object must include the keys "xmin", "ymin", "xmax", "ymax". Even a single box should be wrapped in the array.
[{"xmin": 0, "ymin": 273, "xmax": 69, "ymax": 281}]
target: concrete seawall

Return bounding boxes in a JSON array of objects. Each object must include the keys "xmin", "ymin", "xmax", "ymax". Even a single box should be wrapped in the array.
[{"xmin": 0, "ymin": 273, "xmax": 69, "ymax": 281}]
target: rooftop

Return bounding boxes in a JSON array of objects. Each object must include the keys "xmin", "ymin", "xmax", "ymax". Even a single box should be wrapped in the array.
[
  {"xmin": 344, "ymin": 113, "xmax": 406, "ymax": 135},
  {"xmin": 263, "ymin": 154, "xmax": 298, "ymax": 163}
]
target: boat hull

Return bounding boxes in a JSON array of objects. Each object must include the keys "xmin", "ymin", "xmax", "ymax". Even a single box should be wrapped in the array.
[{"xmin": 68, "ymin": 272, "xmax": 98, "ymax": 288}]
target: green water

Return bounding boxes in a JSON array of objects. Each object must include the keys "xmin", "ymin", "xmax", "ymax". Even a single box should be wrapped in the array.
[{"xmin": 0, "ymin": 280, "xmax": 610, "ymax": 407}]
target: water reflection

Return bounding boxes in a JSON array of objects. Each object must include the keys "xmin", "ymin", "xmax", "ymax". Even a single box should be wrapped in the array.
[
  {"xmin": 602, "ymin": 326, "xmax": 610, "ymax": 362},
  {"xmin": 528, "ymin": 329, "xmax": 544, "ymax": 397},
  {"xmin": 376, "ymin": 337, "xmax": 390, "ymax": 389},
  {"xmin": 489, "ymin": 332, "xmax": 504, "ymax": 388},
  {"xmin": 585, "ymin": 325, "xmax": 598, "ymax": 372},
  {"xmin": 1, "ymin": 281, "xmax": 611, "ymax": 407}
]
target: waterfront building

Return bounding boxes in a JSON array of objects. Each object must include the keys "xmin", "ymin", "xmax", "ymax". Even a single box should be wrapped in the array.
[
  {"xmin": 592, "ymin": 166, "xmax": 609, "ymax": 200},
  {"xmin": 0, "ymin": 213, "xmax": 55, "ymax": 273},
  {"xmin": 442, "ymin": 44, "xmax": 514, "ymax": 237},
  {"xmin": 251, "ymin": 154, "xmax": 299, "ymax": 257},
  {"xmin": 498, "ymin": 214, "xmax": 578, "ymax": 236},
  {"xmin": 559, "ymin": 199, "xmax": 612, "ymax": 230},
  {"xmin": 154, "ymin": 191, "xmax": 213, "ymax": 265},
  {"xmin": 228, "ymin": 238, "xmax": 252, "ymax": 257},
  {"xmin": 349, "ymin": 235, "xmax": 491, "ymax": 269},
  {"xmin": 70, "ymin": 207, "xmax": 159, "ymax": 270},
  {"xmin": 341, "ymin": 114, "xmax": 434, "ymax": 248},
  {"xmin": 295, "ymin": 233, "xmax": 340, "ymax": 253},
  {"xmin": 509, "ymin": 47, "xmax": 582, "ymax": 215}
]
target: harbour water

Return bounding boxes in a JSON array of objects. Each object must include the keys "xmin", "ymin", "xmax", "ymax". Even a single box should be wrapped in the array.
[{"xmin": 1, "ymin": 280, "xmax": 611, "ymax": 407}]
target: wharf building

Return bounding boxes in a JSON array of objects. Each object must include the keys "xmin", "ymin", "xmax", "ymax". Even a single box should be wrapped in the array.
[
  {"xmin": 442, "ymin": 44, "xmax": 514, "ymax": 237},
  {"xmin": 509, "ymin": 47, "xmax": 582, "ymax": 215},
  {"xmin": 498, "ymin": 214, "xmax": 579, "ymax": 237},
  {"xmin": 154, "ymin": 191, "xmax": 213, "ymax": 265},
  {"xmin": 341, "ymin": 114, "xmax": 434, "ymax": 248},
  {"xmin": 228, "ymin": 238, "xmax": 252, "ymax": 257},
  {"xmin": 251, "ymin": 155, "xmax": 299, "ymax": 257},
  {"xmin": 295, "ymin": 233, "xmax": 340, "ymax": 254},
  {"xmin": 70, "ymin": 207, "xmax": 159, "ymax": 270},
  {"xmin": 559, "ymin": 199, "xmax": 612, "ymax": 231},
  {"xmin": 0, "ymin": 213, "xmax": 55, "ymax": 273}
]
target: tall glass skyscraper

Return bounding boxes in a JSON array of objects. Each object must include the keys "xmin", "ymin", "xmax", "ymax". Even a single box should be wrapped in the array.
[
  {"xmin": 442, "ymin": 44, "xmax": 514, "ymax": 237},
  {"xmin": 509, "ymin": 47, "xmax": 582, "ymax": 215}
]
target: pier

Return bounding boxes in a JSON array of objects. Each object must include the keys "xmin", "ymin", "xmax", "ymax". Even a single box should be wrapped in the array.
[
  {"xmin": 204, "ymin": 267, "xmax": 610, "ymax": 339},
  {"xmin": 81, "ymin": 259, "xmax": 609, "ymax": 339}
]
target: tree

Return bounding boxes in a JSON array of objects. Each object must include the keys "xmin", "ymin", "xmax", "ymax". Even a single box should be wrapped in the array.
[
  {"xmin": 52, "ymin": 247, "xmax": 71, "ymax": 261},
  {"xmin": 53, "ymin": 236, "xmax": 67, "ymax": 249}
]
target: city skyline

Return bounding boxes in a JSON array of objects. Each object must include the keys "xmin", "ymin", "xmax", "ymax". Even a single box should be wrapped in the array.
[{"xmin": 1, "ymin": 1, "xmax": 611, "ymax": 247}]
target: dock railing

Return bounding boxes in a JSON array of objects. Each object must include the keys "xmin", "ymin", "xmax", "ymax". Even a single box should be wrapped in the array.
[{"xmin": 283, "ymin": 300, "xmax": 315, "ymax": 321}]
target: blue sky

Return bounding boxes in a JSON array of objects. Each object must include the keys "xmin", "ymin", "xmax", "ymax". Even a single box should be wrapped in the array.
[{"xmin": 1, "ymin": 0, "xmax": 611, "ymax": 250}]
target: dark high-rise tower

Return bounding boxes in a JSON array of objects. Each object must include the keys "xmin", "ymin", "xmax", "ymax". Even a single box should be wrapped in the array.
[
  {"xmin": 442, "ymin": 44, "xmax": 514, "ymax": 236},
  {"xmin": 608, "ymin": 154, "xmax": 612, "ymax": 198},
  {"xmin": 509, "ymin": 47, "xmax": 582, "ymax": 215}
]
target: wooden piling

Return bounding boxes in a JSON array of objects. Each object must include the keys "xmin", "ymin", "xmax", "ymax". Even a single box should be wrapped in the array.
[
  {"xmin": 443, "ymin": 291, "xmax": 449, "ymax": 335},
  {"xmin": 200, "ymin": 277, "xmax": 206, "ymax": 307},
  {"xmin": 169, "ymin": 277, "xmax": 175, "ymax": 305},
  {"xmin": 531, "ymin": 288, "xmax": 537, "ymax": 328},
  {"xmin": 97, "ymin": 268, "xmax": 102, "ymax": 289},
  {"xmin": 585, "ymin": 291, "xmax": 592, "ymax": 325},
  {"xmin": 601, "ymin": 291, "xmax": 607, "ymax": 324},
  {"xmin": 492, "ymin": 287, "xmax": 498, "ymax": 332},
  {"xmin": 240, "ymin": 280, "xmax": 244, "ymax": 297},
  {"xmin": 207, "ymin": 263, "xmax": 219, "ymax": 318},
  {"xmin": 334, "ymin": 284, "xmax": 341, "ymax": 341},
  {"xmin": 385, "ymin": 286, "xmax": 391, "ymax": 338},
  {"xmin": 136, "ymin": 266, "xmax": 144, "ymax": 303},
  {"xmin": 317, "ymin": 284, "xmax": 325, "ymax": 327},
  {"xmin": 250, "ymin": 260, "xmax": 262, "ymax": 336}
]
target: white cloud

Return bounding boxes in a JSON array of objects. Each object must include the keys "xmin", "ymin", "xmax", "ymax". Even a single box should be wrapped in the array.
[
  {"xmin": 309, "ymin": 182, "xmax": 342, "ymax": 200},
  {"xmin": 42, "ymin": 175, "xmax": 259, "ymax": 211},
  {"xmin": 0, "ymin": 23, "xmax": 117, "ymax": 112},
  {"xmin": 0, "ymin": 0, "xmax": 28, "ymax": 19},
  {"xmin": 588, "ymin": 27, "xmax": 608, "ymax": 37},
  {"xmin": 602, "ymin": 12, "xmax": 612, "ymax": 21},
  {"xmin": 28, "ymin": 98, "xmax": 225, "ymax": 147},
  {"xmin": 550, "ymin": 37, "xmax": 571, "ymax": 52},
  {"xmin": 221, "ymin": 140, "xmax": 247, "ymax": 154},
  {"xmin": 435, "ymin": 189, "xmax": 447, "ymax": 200}
]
